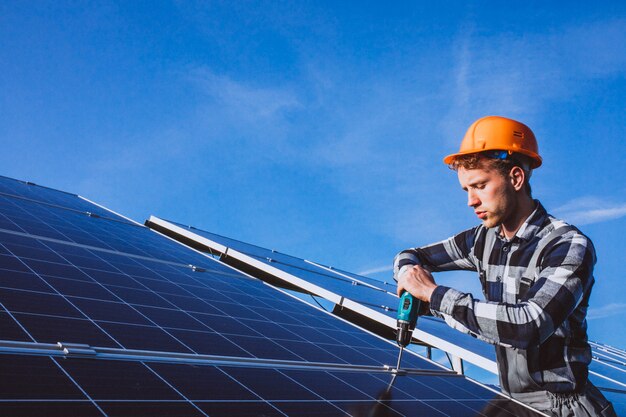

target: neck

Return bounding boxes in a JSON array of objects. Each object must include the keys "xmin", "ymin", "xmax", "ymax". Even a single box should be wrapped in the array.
[{"xmin": 500, "ymin": 196, "xmax": 536, "ymax": 239}]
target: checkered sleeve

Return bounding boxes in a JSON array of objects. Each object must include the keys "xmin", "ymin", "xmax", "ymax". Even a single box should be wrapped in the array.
[
  {"xmin": 429, "ymin": 230, "xmax": 596, "ymax": 348},
  {"xmin": 392, "ymin": 227, "xmax": 480, "ymax": 282}
]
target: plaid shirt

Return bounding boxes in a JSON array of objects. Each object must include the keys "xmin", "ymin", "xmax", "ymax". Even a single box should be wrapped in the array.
[{"xmin": 393, "ymin": 201, "xmax": 596, "ymax": 394}]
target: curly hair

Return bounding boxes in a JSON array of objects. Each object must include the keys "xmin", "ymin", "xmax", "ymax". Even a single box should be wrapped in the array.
[{"xmin": 448, "ymin": 153, "xmax": 533, "ymax": 197}]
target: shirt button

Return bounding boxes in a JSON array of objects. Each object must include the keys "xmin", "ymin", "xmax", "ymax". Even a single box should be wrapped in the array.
[
  {"xmin": 496, "ymin": 276, "xmax": 501, "ymax": 282},
  {"xmin": 502, "ymin": 246, "xmax": 509, "ymax": 252}
]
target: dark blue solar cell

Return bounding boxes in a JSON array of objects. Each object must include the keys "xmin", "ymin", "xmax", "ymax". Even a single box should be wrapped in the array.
[
  {"xmin": 278, "ymin": 340, "xmax": 346, "ymax": 363},
  {"xmin": 21, "ymin": 258, "xmax": 91, "ymax": 281},
  {"xmin": 326, "ymin": 371, "xmax": 414, "ymax": 401},
  {"xmin": 425, "ymin": 400, "xmax": 496, "ymax": 416},
  {"xmin": 228, "ymin": 334, "xmax": 304, "ymax": 361},
  {"xmin": 196, "ymin": 402, "xmax": 283, "ymax": 416},
  {"xmin": 190, "ymin": 312, "xmax": 258, "ymax": 336},
  {"xmin": 148, "ymin": 363, "xmax": 259, "ymax": 400},
  {"xmin": 179, "ymin": 284, "xmax": 236, "ymax": 303},
  {"xmin": 238, "ymin": 318, "xmax": 303, "ymax": 341},
  {"xmin": 0, "ymin": 231, "xmax": 53, "ymax": 248},
  {"xmin": 289, "ymin": 312, "xmax": 343, "ymax": 331},
  {"xmin": 281, "ymin": 323, "xmax": 342, "ymax": 345},
  {"xmin": 427, "ymin": 372, "xmax": 496, "ymax": 400},
  {"xmin": 43, "ymin": 276, "xmax": 118, "ymax": 301},
  {"xmin": 0, "ymin": 312, "xmax": 31, "ymax": 341},
  {"xmin": 14, "ymin": 313, "xmax": 120, "ymax": 347},
  {"xmin": 11, "ymin": 222, "xmax": 69, "ymax": 241},
  {"xmin": 68, "ymin": 298, "xmax": 151, "ymax": 326},
  {"xmin": 0, "ymin": 402, "xmax": 102, "ymax": 417},
  {"xmin": 98, "ymin": 402, "xmax": 205, "ymax": 417},
  {"xmin": 334, "ymin": 401, "xmax": 405, "ymax": 417},
  {"xmin": 327, "ymin": 345, "xmax": 394, "ymax": 367},
  {"xmin": 56, "ymin": 252, "xmax": 114, "ymax": 271},
  {"xmin": 357, "ymin": 347, "xmax": 401, "ymax": 367},
  {"xmin": 97, "ymin": 321, "xmax": 193, "ymax": 353},
  {"xmin": 0, "ymin": 216, "xmax": 23, "ymax": 233},
  {"xmin": 2, "ymin": 242, "xmax": 67, "ymax": 263},
  {"xmin": 159, "ymin": 293, "xmax": 225, "ymax": 315},
  {"xmin": 370, "ymin": 374, "xmax": 454, "ymax": 401},
  {"xmin": 82, "ymin": 267, "xmax": 145, "ymax": 289},
  {"xmin": 166, "ymin": 329, "xmax": 253, "ymax": 357},
  {"xmin": 57, "ymin": 358, "xmax": 184, "ymax": 401},
  {"xmin": 0, "ymin": 253, "xmax": 32, "ymax": 273},
  {"xmin": 223, "ymin": 367, "xmax": 321, "ymax": 401},
  {"xmin": 463, "ymin": 398, "xmax": 539, "ymax": 416},
  {"xmin": 255, "ymin": 306, "xmax": 311, "ymax": 326},
  {"xmin": 134, "ymin": 305, "xmax": 208, "ymax": 332},
  {"xmin": 274, "ymin": 401, "xmax": 351, "ymax": 416},
  {"xmin": 209, "ymin": 300, "xmax": 269, "ymax": 321},
  {"xmin": 109, "ymin": 262, "xmax": 164, "ymax": 279},
  {"xmin": 0, "ymin": 288, "xmax": 83, "ymax": 317},
  {"xmin": 280, "ymin": 370, "xmax": 370, "ymax": 400},
  {"xmin": 133, "ymin": 277, "xmax": 191, "ymax": 297},
  {"xmin": 0, "ymin": 270, "xmax": 54, "ymax": 293},
  {"xmin": 0, "ymin": 355, "xmax": 87, "ymax": 400},
  {"xmin": 106, "ymin": 285, "xmax": 175, "ymax": 308}
]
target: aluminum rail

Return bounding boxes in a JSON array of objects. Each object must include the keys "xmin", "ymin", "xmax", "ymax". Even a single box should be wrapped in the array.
[{"xmin": 0, "ymin": 339, "xmax": 458, "ymax": 377}]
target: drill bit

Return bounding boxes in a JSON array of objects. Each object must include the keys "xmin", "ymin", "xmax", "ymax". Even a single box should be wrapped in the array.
[{"xmin": 395, "ymin": 346, "xmax": 404, "ymax": 371}]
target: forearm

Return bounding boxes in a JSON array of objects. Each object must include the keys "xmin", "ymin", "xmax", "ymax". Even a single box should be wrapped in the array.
[
  {"xmin": 393, "ymin": 228, "xmax": 480, "ymax": 281},
  {"xmin": 430, "ymin": 286, "xmax": 547, "ymax": 348}
]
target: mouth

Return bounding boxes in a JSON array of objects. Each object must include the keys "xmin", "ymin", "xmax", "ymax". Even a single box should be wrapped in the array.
[{"xmin": 475, "ymin": 211, "xmax": 487, "ymax": 220}]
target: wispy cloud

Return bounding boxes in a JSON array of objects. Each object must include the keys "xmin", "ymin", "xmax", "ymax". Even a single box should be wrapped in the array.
[
  {"xmin": 357, "ymin": 265, "xmax": 393, "ymax": 276},
  {"xmin": 190, "ymin": 68, "xmax": 301, "ymax": 121},
  {"xmin": 552, "ymin": 197, "xmax": 626, "ymax": 225},
  {"xmin": 587, "ymin": 303, "xmax": 626, "ymax": 320},
  {"xmin": 442, "ymin": 18, "xmax": 626, "ymax": 145}
]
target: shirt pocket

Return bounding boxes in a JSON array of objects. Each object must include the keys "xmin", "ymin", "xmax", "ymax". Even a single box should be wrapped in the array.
[
  {"xmin": 486, "ymin": 280, "xmax": 503, "ymax": 302},
  {"xmin": 518, "ymin": 276, "xmax": 535, "ymax": 300}
]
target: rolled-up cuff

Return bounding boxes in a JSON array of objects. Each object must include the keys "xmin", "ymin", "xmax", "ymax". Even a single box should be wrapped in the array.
[
  {"xmin": 394, "ymin": 264, "xmax": 413, "ymax": 282},
  {"xmin": 429, "ymin": 286, "xmax": 464, "ymax": 316}
]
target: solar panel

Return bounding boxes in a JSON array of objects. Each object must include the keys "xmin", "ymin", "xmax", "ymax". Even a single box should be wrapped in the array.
[
  {"xmin": 0, "ymin": 176, "xmax": 546, "ymax": 416},
  {"xmin": 146, "ymin": 216, "xmax": 626, "ymax": 416},
  {"xmin": 146, "ymin": 217, "xmax": 497, "ymax": 373}
]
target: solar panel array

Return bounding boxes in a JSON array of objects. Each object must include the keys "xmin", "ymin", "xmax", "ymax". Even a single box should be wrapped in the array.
[
  {"xmin": 147, "ymin": 216, "xmax": 626, "ymax": 415},
  {"xmin": 0, "ymin": 175, "xmax": 544, "ymax": 416},
  {"xmin": 146, "ymin": 217, "xmax": 498, "ymax": 372}
]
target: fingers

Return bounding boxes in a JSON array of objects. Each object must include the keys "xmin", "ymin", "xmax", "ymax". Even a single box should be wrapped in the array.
[
  {"xmin": 394, "ymin": 264, "xmax": 438, "ymax": 302},
  {"xmin": 396, "ymin": 282, "xmax": 406, "ymax": 297}
]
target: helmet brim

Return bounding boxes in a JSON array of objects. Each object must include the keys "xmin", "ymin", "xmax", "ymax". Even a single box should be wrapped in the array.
[{"xmin": 443, "ymin": 148, "xmax": 542, "ymax": 169}]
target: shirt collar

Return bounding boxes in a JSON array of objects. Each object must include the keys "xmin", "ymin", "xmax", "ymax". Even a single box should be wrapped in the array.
[{"xmin": 496, "ymin": 200, "xmax": 547, "ymax": 242}]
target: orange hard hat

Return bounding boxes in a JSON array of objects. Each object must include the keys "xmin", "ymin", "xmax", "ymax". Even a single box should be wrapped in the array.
[{"xmin": 443, "ymin": 116, "xmax": 542, "ymax": 168}]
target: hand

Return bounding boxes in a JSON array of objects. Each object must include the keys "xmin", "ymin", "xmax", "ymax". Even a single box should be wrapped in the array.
[{"xmin": 396, "ymin": 265, "xmax": 438, "ymax": 302}]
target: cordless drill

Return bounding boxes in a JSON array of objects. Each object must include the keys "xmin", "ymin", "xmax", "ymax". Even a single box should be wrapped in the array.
[{"xmin": 395, "ymin": 291, "xmax": 421, "ymax": 370}]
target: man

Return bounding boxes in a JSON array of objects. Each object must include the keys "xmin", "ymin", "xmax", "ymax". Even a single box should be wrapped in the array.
[{"xmin": 393, "ymin": 116, "xmax": 616, "ymax": 416}]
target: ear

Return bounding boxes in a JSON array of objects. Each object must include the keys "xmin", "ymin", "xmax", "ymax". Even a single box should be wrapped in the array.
[{"xmin": 509, "ymin": 166, "xmax": 525, "ymax": 192}]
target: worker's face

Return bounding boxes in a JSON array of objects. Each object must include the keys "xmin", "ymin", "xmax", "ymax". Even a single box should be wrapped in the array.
[{"xmin": 457, "ymin": 164, "xmax": 516, "ymax": 229}]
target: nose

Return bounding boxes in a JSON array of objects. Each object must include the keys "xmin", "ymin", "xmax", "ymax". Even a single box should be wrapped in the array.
[{"xmin": 467, "ymin": 189, "xmax": 480, "ymax": 208}]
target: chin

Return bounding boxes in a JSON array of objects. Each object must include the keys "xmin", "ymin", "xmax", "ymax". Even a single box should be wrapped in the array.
[{"xmin": 482, "ymin": 217, "xmax": 500, "ymax": 229}]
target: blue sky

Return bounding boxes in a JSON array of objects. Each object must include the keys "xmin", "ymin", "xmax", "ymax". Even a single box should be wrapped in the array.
[{"xmin": 1, "ymin": 2, "xmax": 625, "ymax": 347}]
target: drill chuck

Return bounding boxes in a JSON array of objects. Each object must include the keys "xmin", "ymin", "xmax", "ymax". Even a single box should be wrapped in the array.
[{"xmin": 396, "ymin": 321, "xmax": 413, "ymax": 347}]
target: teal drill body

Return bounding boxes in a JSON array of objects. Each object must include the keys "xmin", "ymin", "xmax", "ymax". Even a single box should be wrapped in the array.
[{"xmin": 396, "ymin": 291, "xmax": 420, "ymax": 347}]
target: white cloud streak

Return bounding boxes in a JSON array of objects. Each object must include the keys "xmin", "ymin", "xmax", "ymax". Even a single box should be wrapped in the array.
[
  {"xmin": 553, "ymin": 197, "xmax": 626, "ymax": 225},
  {"xmin": 357, "ymin": 265, "xmax": 393, "ymax": 276},
  {"xmin": 190, "ymin": 69, "xmax": 301, "ymax": 120},
  {"xmin": 587, "ymin": 303, "xmax": 626, "ymax": 320}
]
